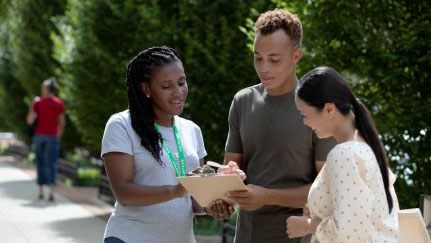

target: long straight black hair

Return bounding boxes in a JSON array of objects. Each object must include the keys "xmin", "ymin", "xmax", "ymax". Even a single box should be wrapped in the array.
[
  {"xmin": 297, "ymin": 66, "xmax": 393, "ymax": 213},
  {"xmin": 125, "ymin": 46, "xmax": 180, "ymax": 164}
]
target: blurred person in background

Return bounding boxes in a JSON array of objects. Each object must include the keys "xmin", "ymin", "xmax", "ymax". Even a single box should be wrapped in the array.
[{"xmin": 26, "ymin": 77, "xmax": 65, "ymax": 202}]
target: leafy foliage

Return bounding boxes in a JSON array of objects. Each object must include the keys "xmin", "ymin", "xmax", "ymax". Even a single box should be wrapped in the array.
[
  {"xmin": 0, "ymin": 0, "xmax": 429, "ymax": 209},
  {"xmin": 273, "ymin": 0, "xmax": 431, "ymax": 208},
  {"xmin": 54, "ymin": 0, "xmax": 275, "ymax": 155}
]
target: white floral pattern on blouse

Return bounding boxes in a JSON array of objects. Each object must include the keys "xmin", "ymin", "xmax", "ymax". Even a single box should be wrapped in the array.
[{"xmin": 308, "ymin": 141, "xmax": 399, "ymax": 243}]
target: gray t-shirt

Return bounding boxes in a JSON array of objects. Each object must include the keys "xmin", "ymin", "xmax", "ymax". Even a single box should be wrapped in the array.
[
  {"xmin": 225, "ymin": 84, "xmax": 336, "ymax": 243},
  {"xmin": 101, "ymin": 110, "xmax": 207, "ymax": 243}
]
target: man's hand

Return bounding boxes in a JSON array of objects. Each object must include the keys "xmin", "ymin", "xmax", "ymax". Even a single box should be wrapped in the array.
[
  {"xmin": 206, "ymin": 199, "xmax": 235, "ymax": 220},
  {"xmin": 218, "ymin": 161, "xmax": 246, "ymax": 181},
  {"xmin": 225, "ymin": 184, "xmax": 267, "ymax": 211}
]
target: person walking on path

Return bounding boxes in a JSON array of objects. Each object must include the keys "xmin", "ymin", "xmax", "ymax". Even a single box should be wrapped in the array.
[{"xmin": 26, "ymin": 77, "xmax": 65, "ymax": 202}]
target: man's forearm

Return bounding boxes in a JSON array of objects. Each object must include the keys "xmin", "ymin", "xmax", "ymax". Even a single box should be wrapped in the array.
[{"xmin": 262, "ymin": 184, "xmax": 311, "ymax": 208}]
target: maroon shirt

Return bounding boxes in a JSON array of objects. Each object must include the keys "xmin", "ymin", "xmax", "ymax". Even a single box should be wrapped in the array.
[{"xmin": 32, "ymin": 96, "xmax": 65, "ymax": 135}]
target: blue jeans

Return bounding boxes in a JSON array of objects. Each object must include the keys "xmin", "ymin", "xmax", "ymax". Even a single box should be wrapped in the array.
[
  {"xmin": 33, "ymin": 134, "xmax": 60, "ymax": 186},
  {"xmin": 104, "ymin": 237, "xmax": 126, "ymax": 243}
]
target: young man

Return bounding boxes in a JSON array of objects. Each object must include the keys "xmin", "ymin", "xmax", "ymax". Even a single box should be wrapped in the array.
[{"xmin": 221, "ymin": 9, "xmax": 336, "ymax": 243}]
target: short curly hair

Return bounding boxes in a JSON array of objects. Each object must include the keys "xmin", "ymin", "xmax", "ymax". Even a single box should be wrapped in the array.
[{"xmin": 255, "ymin": 9, "xmax": 302, "ymax": 48}]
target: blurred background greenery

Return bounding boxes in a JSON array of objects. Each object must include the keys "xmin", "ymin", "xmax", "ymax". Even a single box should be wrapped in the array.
[{"xmin": 0, "ymin": 0, "xmax": 429, "ymax": 210}]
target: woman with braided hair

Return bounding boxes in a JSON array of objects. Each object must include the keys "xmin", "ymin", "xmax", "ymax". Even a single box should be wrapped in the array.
[
  {"xmin": 101, "ymin": 46, "xmax": 207, "ymax": 243},
  {"xmin": 286, "ymin": 66, "xmax": 399, "ymax": 242}
]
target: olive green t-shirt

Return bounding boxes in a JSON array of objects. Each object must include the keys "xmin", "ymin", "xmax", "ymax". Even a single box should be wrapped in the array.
[{"xmin": 225, "ymin": 84, "xmax": 336, "ymax": 243}]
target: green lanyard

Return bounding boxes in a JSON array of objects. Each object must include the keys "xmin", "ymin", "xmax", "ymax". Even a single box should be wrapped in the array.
[{"xmin": 154, "ymin": 118, "xmax": 187, "ymax": 177}]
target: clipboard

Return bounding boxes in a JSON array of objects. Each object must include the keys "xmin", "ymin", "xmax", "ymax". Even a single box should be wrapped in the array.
[{"xmin": 177, "ymin": 174, "xmax": 247, "ymax": 207}]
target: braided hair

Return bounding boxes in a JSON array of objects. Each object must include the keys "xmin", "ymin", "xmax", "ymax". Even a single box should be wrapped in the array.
[{"xmin": 125, "ymin": 46, "xmax": 180, "ymax": 164}]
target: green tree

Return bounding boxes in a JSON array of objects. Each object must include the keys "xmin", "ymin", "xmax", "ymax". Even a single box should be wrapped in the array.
[
  {"xmin": 8, "ymin": 0, "xmax": 66, "ymax": 96},
  {"xmin": 157, "ymin": 0, "xmax": 276, "ymax": 160},
  {"xmin": 0, "ymin": 24, "xmax": 28, "ymax": 138},
  {"xmin": 0, "ymin": 1, "xmax": 30, "ymax": 139},
  {"xmin": 54, "ymin": 0, "xmax": 144, "ymax": 152},
  {"xmin": 272, "ymin": 0, "xmax": 431, "ymax": 208},
  {"xmin": 0, "ymin": 0, "xmax": 81, "ymax": 150},
  {"xmin": 55, "ymin": 0, "xmax": 275, "ymax": 157}
]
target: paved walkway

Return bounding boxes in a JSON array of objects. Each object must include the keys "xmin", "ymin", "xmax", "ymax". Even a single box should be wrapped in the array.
[
  {"xmin": 0, "ymin": 155, "xmax": 107, "ymax": 243},
  {"xmin": 0, "ymin": 154, "xmax": 223, "ymax": 243},
  {"xmin": 0, "ymin": 136, "xmax": 222, "ymax": 242}
]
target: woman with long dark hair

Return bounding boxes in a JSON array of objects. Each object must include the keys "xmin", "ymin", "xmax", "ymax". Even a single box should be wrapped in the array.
[
  {"xmin": 101, "ymin": 46, "xmax": 207, "ymax": 243},
  {"xmin": 286, "ymin": 66, "xmax": 399, "ymax": 242}
]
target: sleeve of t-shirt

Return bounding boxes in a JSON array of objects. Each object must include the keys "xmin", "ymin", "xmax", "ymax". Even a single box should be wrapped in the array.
[
  {"xmin": 101, "ymin": 114, "xmax": 133, "ymax": 158},
  {"xmin": 313, "ymin": 133, "xmax": 337, "ymax": 161},
  {"xmin": 225, "ymin": 97, "xmax": 243, "ymax": 153},
  {"xmin": 194, "ymin": 125, "xmax": 207, "ymax": 159},
  {"xmin": 57, "ymin": 100, "xmax": 65, "ymax": 115}
]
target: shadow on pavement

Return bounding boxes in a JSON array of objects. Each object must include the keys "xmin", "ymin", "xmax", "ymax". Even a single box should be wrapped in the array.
[
  {"xmin": 0, "ymin": 179, "xmax": 68, "ymax": 206},
  {"xmin": 49, "ymin": 215, "xmax": 105, "ymax": 243}
]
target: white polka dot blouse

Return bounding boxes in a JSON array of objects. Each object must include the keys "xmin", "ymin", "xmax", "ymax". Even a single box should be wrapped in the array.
[{"xmin": 308, "ymin": 141, "xmax": 399, "ymax": 243}]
